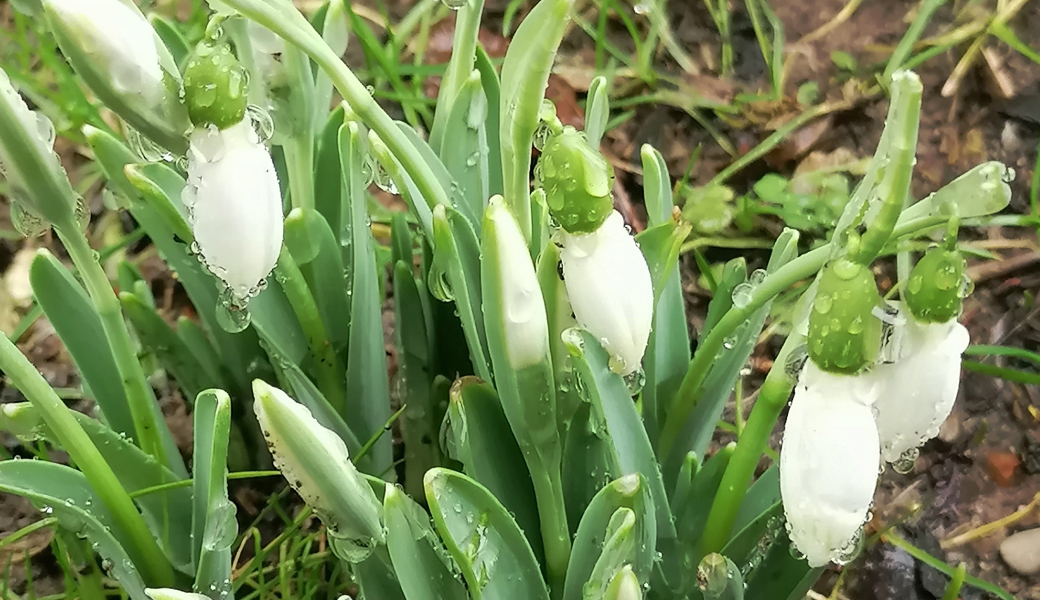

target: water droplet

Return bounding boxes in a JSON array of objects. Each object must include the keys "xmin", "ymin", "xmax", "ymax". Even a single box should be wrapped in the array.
[
  {"xmin": 731, "ymin": 282, "xmax": 753, "ymax": 308},
  {"xmin": 892, "ymin": 448, "xmax": 919, "ymax": 474},
  {"xmin": 633, "ymin": 1, "xmax": 652, "ymax": 14},
  {"xmin": 11, "ymin": 203, "xmax": 48, "ymax": 237},
  {"xmin": 813, "ymin": 293, "xmax": 833, "ymax": 314},
  {"xmin": 623, "ymin": 367, "xmax": 646, "ymax": 395},
  {"xmin": 723, "ymin": 335, "xmax": 737, "ymax": 350},
  {"xmin": 328, "ymin": 528, "xmax": 377, "ymax": 563},
  {"xmin": 34, "ymin": 112, "xmax": 55, "ymax": 149},
  {"xmin": 440, "ymin": 0, "xmax": 467, "ymax": 8},
  {"xmin": 466, "ymin": 151, "xmax": 480, "ymax": 167},
  {"xmin": 427, "ymin": 266, "xmax": 454, "ymax": 302},
  {"xmin": 246, "ymin": 104, "xmax": 275, "ymax": 142},
  {"xmin": 784, "ymin": 346, "xmax": 809, "ymax": 378},
  {"xmin": 74, "ymin": 196, "xmax": 91, "ymax": 230},
  {"xmin": 126, "ymin": 127, "xmax": 173, "ymax": 162},
  {"xmin": 370, "ymin": 159, "xmax": 399, "ymax": 194},
  {"xmin": 907, "ymin": 275, "xmax": 923, "ymax": 294},
  {"xmin": 958, "ymin": 273, "xmax": 974, "ymax": 298},
  {"xmin": 215, "ymin": 290, "xmax": 251, "ymax": 333}
]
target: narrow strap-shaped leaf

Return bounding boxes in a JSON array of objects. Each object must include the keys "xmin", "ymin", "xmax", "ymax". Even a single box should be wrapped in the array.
[
  {"xmin": 673, "ymin": 443, "xmax": 734, "ymax": 547},
  {"xmin": 561, "ymin": 401, "xmax": 615, "ymax": 534},
  {"xmin": 535, "ymin": 242, "xmax": 579, "ymax": 430},
  {"xmin": 355, "ymin": 548, "xmax": 408, "ymax": 600},
  {"xmin": 29, "ymin": 250, "xmax": 133, "ymax": 439},
  {"xmin": 698, "ymin": 554, "xmax": 745, "ymax": 600},
  {"xmin": 1, "ymin": 403, "xmax": 193, "ymax": 574},
  {"xmin": 120, "ymin": 292, "xmax": 220, "ymax": 404},
  {"xmin": 440, "ymin": 377, "xmax": 544, "ymax": 565},
  {"xmin": 584, "ymin": 76, "xmax": 610, "ymax": 149},
  {"xmin": 192, "ymin": 390, "xmax": 236, "ymax": 600},
  {"xmin": 564, "ymin": 328, "xmax": 676, "ymax": 541},
  {"xmin": 474, "ymin": 46, "xmax": 503, "ymax": 197},
  {"xmin": 563, "ymin": 474, "xmax": 656, "ymax": 600},
  {"xmin": 440, "ymin": 71, "xmax": 490, "ymax": 232},
  {"xmin": 429, "ymin": 0, "xmax": 486, "ymax": 151},
  {"xmin": 743, "ymin": 532, "xmax": 822, "ymax": 600},
  {"xmin": 0, "ymin": 461, "xmax": 149, "ymax": 599},
  {"xmin": 425, "ymin": 468, "xmax": 550, "ymax": 600},
  {"xmin": 314, "ymin": 106, "xmax": 346, "ymax": 245},
  {"xmin": 340, "ymin": 121, "xmax": 393, "ymax": 474},
  {"xmin": 147, "ymin": 14, "xmax": 191, "ymax": 70},
  {"xmin": 499, "ymin": 0, "xmax": 573, "ymax": 239},
  {"xmin": 176, "ymin": 317, "xmax": 229, "ymax": 393},
  {"xmin": 639, "ymin": 145, "xmax": 689, "ymax": 449},
  {"xmin": 383, "ymin": 484, "xmax": 468, "ymax": 600},
  {"xmin": 287, "ymin": 208, "xmax": 352, "ymax": 360},
  {"xmin": 432, "ymin": 204, "xmax": 492, "ymax": 381}
]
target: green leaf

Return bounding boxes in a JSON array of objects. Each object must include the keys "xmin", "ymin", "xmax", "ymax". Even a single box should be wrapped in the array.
[
  {"xmin": 120, "ymin": 292, "xmax": 220, "ymax": 404},
  {"xmin": 563, "ymin": 474, "xmax": 656, "ymax": 600},
  {"xmin": 698, "ymin": 553, "xmax": 745, "ymax": 599},
  {"xmin": 1, "ymin": 403, "xmax": 193, "ymax": 574},
  {"xmin": 474, "ymin": 46, "xmax": 503, "ymax": 197},
  {"xmin": 28, "ymin": 250, "xmax": 132, "ymax": 439},
  {"xmin": 639, "ymin": 144, "xmax": 689, "ymax": 450},
  {"xmin": 314, "ymin": 106, "xmax": 346, "ymax": 240},
  {"xmin": 176, "ymin": 318, "xmax": 229, "ymax": 394},
  {"xmin": 147, "ymin": 15, "xmax": 191, "ymax": 70},
  {"xmin": 584, "ymin": 76, "xmax": 610, "ymax": 148},
  {"xmin": 0, "ymin": 460, "xmax": 149, "ymax": 599},
  {"xmin": 191, "ymin": 390, "xmax": 236, "ymax": 600},
  {"xmin": 898, "ymin": 161, "xmax": 1013, "ymax": 222},
  {"xmin": 563, "ymin": 328, "xmax": 676, "ymax": 541},
  {"xmin": 425, "ymin": 468, "xmax": 550, "ymax": 600},
  {"xmin": 634, "ymin": 219, "xmax": 691, "ymax": 306},
  {"xmin": 355, "ymin": 549, "xmax": 408, "ymax": 600},
  {"xmin": 340, "ymin": 121, "xmax": 393, "ymax": 474},
  {"xmin": 440, "ymin": 377, "xmax": 544, "ymax": 565},
  {"xmin": 440, "ymin": 71, "xmax": 490, "ymax": 232},
  {"xmin": 432, "ymin": 204, "xmax": 492, "ymax": 381},
  {"xmin": 392, "ymin": 256, "xmax": 440, "ymax": 497},
  {"xmin": 499, "ymin": 0, "xmax": 573, "ymax": 238},
  {"xmin": 383, "ymin": 484, "xmax": 468, "ymax": 600},
  {"xmin": 674, "ymin": 443, "xmax": 735, "ymax": 547},
  {"xmin": 535, "ymin": 241, "xmax": 579, "ymax": 428}
]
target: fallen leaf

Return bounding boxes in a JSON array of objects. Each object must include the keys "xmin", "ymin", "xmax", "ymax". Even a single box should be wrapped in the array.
[{"xmin": 985, "ymin": 451, "xmax": 1021, "ymax": 487}]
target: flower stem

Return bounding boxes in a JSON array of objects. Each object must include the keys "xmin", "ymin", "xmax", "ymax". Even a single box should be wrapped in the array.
[
  {"xmin": 57, "ymin": 227, "xmax": 181, "ymax": 476},
  {"xmin": 284, "ymin": 135, "xmax": 315, "ymax": 210},
  {"xmin": 220, "ymin": 0, "xmax": 450, "ymax": 212},
  {"xmin": 696, "ymin": 333, "xmax": 801, "ymax": 557},
  {"xmin": 273, "ymin": 246, "xmax": 346, "ymax": 413},
  {"xmin": 659, "ymin": 213, "xmax": 948, "ymax": 459},
  {"xmin": 0, "ymin": 332, "xmax": 174, "ymax": 586}
]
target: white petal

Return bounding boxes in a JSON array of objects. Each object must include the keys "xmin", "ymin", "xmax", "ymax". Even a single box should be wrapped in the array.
[
  {"xmin": 559, "ymin": 211, "xmax": 653, "ymax": 375},
  {"xmin": 45, "ymin": 0, "xmax": 165, "ymax": 104},
  {"xmin": 186, "ymin": 120, "xmax": 283, "ymax": 301},
  {"xmin": 486, "ymin": 198, "xmax": 550, "ymax": 368},
  {"xmin": 873, "ymin": 318, "xmax": 969, "ymax": 462},
  {"xmin": 781, "ymin": 362, "xmax": 880, "ymax": 567}
]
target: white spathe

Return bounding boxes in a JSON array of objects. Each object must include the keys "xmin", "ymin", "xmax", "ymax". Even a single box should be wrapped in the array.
[
  {"xmin": 487, "ymin": 198, "xmax": 550, "ymax": 369},
  {"xmin": 780, "ymin": 361, "xmax": 882, "ymax": 567},
  {"xmin": 184, "ymin": 120, "xmax": 282, "ymax": 302},
  {"xmin": 559, "ymin": 210, "xmax": 653, "ymax": 375},
  {"xmin": 872, "ymin": 317, "xmax": 969, "ymax": 463},
  {"xmin": 45, "ymin": 0, "xmax": 164, "ymax": 104}
]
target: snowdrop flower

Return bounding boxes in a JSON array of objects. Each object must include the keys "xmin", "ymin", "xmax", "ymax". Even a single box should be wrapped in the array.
[
  {"xmin": 483, "ymin": 197, "xmax": 550, "ymax": 368},
  {"xmin": 44, "ymin": 0, "xmax": 165, "ymax": 103},
  {"xmin": 873, "ymin": 244, "xmax": 970, "ymax": 463},
  {"xmin": 873, "ymin": 317, "xmax": 969, "ymax": 462},
  {"xmin": 559, "ymin": 210, "xmax": 653, "ymax": 375},
  {"xmin": 780, "ymin": 360, "xmax": 882, "ymax": 567},
  {"xmin": 182, "ymin": 38, "xmax": 282, "ymax": 303},
  {"xmin": 252, "ymin": 380, "xmax": 384, "ymax": 560}
]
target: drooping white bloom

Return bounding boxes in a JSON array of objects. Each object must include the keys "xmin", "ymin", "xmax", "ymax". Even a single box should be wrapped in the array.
[
  {"xmin": 44, "ymin": 0, "xmax": 165, "ymax": 104},
  {"xmin": 183, "ymin": 120, "xmax": 282, "ymax": 302},
  {"xmin": 559, "ymin": 210, "xmax": 653, "ymax": 375},
  {"xmin": 780, "ymin": 361, "xmax": 882, "ymax": 567},
  {"xmin": 872, "ymin": 317, "xmax": 969, "ymax": 463},
  {"xmin": 484, "ymin": 198, "xmax": 550, "ymax": 368}
]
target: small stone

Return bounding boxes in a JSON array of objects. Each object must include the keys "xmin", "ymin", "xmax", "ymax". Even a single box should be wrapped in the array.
[
  {"xmin": 985, "ymin": 451, "xmax": 1020, "ymax": 487},
  {"xmin": 999, "ymin": 528, "xmax": 1040, "ymax": 576}
]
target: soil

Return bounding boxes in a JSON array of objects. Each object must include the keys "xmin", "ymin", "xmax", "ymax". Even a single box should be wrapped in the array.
[{"xmin": 2, "ymin": 0, "xmax": 1040, "ymax": 598}]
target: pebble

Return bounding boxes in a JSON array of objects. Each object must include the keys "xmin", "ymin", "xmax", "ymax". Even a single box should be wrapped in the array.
[{"xmin": 999, "ymin": 528, "xmax": 1040, "ymax": 576}]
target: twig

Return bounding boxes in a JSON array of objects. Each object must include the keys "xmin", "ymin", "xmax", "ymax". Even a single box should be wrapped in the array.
[{"xmin": 940, "ymin": 491, "xmax": 1040, "ymax": 549}]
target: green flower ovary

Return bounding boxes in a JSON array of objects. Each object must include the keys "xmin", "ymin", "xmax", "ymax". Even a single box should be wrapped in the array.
[
  {"xmin": 905, "ymin": 247, "xmax": 965, "ymax": 323},
  {"xmin": 808, "ymin": 259, "xmax": 883, "ymax": 374},
  {"xmin": 535, "ymin": 126, "xmax": 614, "ymax": 234},
  {"xmin": 183, "ymin": 38, "xmax": 247, "ymax": 130}
]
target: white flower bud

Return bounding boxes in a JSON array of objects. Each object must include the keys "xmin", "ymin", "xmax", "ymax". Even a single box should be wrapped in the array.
[
  {"xmin": 559, "ymin": 211, "xmax": 653, "ymax": 375},
  {"xmin": 145, "ymin": 590, "xmax": 209, "ymax": 600},
  {"xmin": 604, "ymin": 565, "xmax": 641, "ymax": 600},
  {"xmin": 872, "ymin": 317, "xmax": 969, "ymax": 463},
  {"xmin": 44, "ymin": 0, "xmax": 165, "ymax": 105},
  {"xmin": 484, "ymin": 198, "xmax": 550, "ymax": 368},
  {"xmin": 780, "ymin": 361, "xmax": 881, "ymax": 567},
  {"xmin": 183, "ymin": 120, "xmax": 282, "ymax": 302}
]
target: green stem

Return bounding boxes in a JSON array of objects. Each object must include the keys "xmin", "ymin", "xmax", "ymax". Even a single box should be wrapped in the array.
[
  {"xmin": 858, "ymin": 72, "xmax": 922, "ymax": 263},
  {"xmin": 0, "ymin": 334, "xmax": 174, "ymax": 586},
  {"xmin": 427, "ymin": 0, "xmax": 485, "ymax": 151},
  {"xmin": 273, "ymin": 247, "xmax": 346, "ymax": 413},
  {"xmin": 220, "ymin": 0, "xmax": 450, "ymax": 211},
  {"xmin": 697, "ymin": 334, "xmax": 800, "ymax": 556},
  {"xmin": 284, "ymin": 135, "xmax": 315, "ymax": 210},
  {"xmin": 56, "ymin": 227, "xmax": 175, "ymax": 474},
  {"xmin": 659, "ymin": 214, "xmax": 947, "ymax": 458},
  {"xmin": 530, "ymin": 456, "xmax": 570, "ymax": 598}
]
